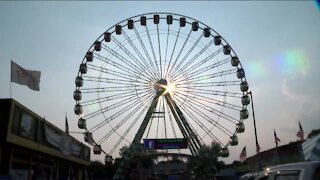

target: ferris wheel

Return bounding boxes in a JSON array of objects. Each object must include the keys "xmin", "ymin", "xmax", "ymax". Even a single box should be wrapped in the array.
[{"xmin": 73, "ymin": 12, "xmax": 250, "ymax": 166}]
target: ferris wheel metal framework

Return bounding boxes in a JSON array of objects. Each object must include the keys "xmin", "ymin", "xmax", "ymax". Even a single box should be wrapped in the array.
[{"xmin": 73, "ymin": 12, "xmax": 250, "ymax": 178}]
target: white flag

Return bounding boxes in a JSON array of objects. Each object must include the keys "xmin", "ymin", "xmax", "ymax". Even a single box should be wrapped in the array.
[{"xmin": 11, "ymin": 61, "xmax": 41, "ymax": 91}]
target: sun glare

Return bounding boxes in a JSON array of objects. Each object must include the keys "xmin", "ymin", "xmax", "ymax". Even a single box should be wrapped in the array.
[{"xmin": 166, "ymin": 83, "xmax": 176, "ymax": 94}]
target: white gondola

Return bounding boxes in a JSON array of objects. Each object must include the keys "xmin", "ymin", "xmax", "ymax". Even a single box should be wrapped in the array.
[
  {"xmin": 241, "ymin": 95, "xmax": 250, "ymax": 106},
  {"xmin": 74, "ymin": 104, "xmax": 83, "ymax": 115},
  {"xmin": 192, "ymin": 22, "xmax": 199, "ymax": 31},
  {"xmin": 115, "ymin": 25, "xmax": 122, "ymax": 35},
  {"xmin": 104, "ymin": 32, "xmax": 111, "ymax": 42},
  {"xmin": 93, "ymin": 145, "xmax": 102, "ymax": 154},
  {"xmin": 85, "ymin": 51, "xmax": 93, "ymax": 62},
  {"xmin": 75, "ymin": 76, "xmax": 83, "ymax": 87},
  {"xmin": 128, "ymin": 19, "xmax": 134, "ymax": 29},
  {"xmin": 240, "ymin": 81, "xmax": 249, "ymax": 92},
  {"xmin": 180, "ymin": 17, "xmax": 186, "ymax": 27},
  {"xmin": 78, "ymin": 118, "xmax": 86, "ymax": 129},
  {"xmin": 79, "ymin": 63, "xmax": 87, "ymax": 74},
  {"xmin": 105, "ymin": 155, "xmax": 113, "ymax": 165},
  {"xmin": 167, "ymin": 15, "xmax": 173, "ymax": 24},
  {"xmin": 94, "ymin": 41, "xmax": 101, "ymax": 51},
  {"xmin": 223, "ymin": 45, "xmax": 231, "ymax": 55},
  {"xmin": 230, "ymin": 135, "xmax": 238, "ymax": 146},
  {"xmin": 204, "ymin": 27, "xmax": 210, "ymax": 37},
  {"xmin": 154, "ymin": 14, "xmax": 160, "ymax": 24},
  {"xmin": 236, "ymin": 122, "xmax": 245, "ymax": 133},
  {"xmin": 73, "ymin": 90, "xmax": 82, "ymax": 101},
  {"xmin": 231, "ymin": 56, "xmax": 239, "ymax": 66},
  {"xmin": 214, "ymin": 36, "xmax": 221, "ymax": 45},
  {"xmin": 221, "ymin": 147, "xmax": 229, "ymax": 157},
  {"xmin": 140, "ymin": 16, "xmax": 146, "ymax": 26},
  {"xmin": 240, "ymin": 108, "xmax": 249, "ymax": 119},
  {"xmin": 237, "ymin": 68, "xmax": 245, "ymax": 79}
]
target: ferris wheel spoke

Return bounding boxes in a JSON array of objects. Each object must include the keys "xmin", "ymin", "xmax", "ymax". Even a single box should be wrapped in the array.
[
  {"xmin": 178, "ymin": 69, "xmax": 238, "ymax": 84},
  {"xmin": 181, "ymin": 91, "xmax": 242, "ymax": 111},
  {"xmin": 84, "ymin": 95, "xmax": 139, "ymax": 121},
  {"xmin": 164, "ymin": 27, "xmax": 181, "ymax": 78},
  {"xmin": 175, "ymin": 93, "xmax": 239, "ymax": 124},
  {"xmin": 164, "ymin": 24, "xmax": 170, "ymax": 79},
  {"xmin": 180, "ymin": 98, "xmax": 234, "ymax": 136},
  {"xmin": 177, "ymin": 49, "xmax": 227, "ymax": 78},
  {"xmin": 170, "ymin": 39, "xmax": 215, "ymax": 79},
  {"xmin": 86, "ymin": 64, "xmax": 145, "ymax": 82},
  {"xmin": 80, "ymin": 90, "xmax": 139, "ymax": 106},
  {"xmin": 168, "ymin": 34, "xmax": 203, "ymax": 79},
  {"xmin": 99, "ymin": 46, "xmax": 153, "ymax": 82},
  {"xmin": 111, "ymin": 34, "xmax": 157, "ymax": 80},
  {"xmin": 156, "ymin": 23, "xmax": 162, "ymax": 78},
  {"xmin": 185, "ymin": 87, "xmax": 242, "ymax": 98},
  {"xmin": 133, "ymin": 27, "xmax": 160, "ymax": 79},
  {"xmin": 167, "ymin": 32, "xmax": 202, "ymax": 79},
  {"xmin": 88, "ymin": 91, "xmax": 154, "ymax": 132},
  {"xmin": 122, "ymin": 31, "xmax": 159, "ymax": 79},
  {"xmin": 93, "ymin": 53, "xmax": 151, "ymax": 82},
  {"xmin": 180, "ymin": 80, "xmax": 240, "ymax": 87},
  {"xmin": 109, "ymin": 104, "xmax": 147, "ymax": 154},
  {"xmin": 84, "ymin": 90, "xmax": 152, "ymax": 121},
  {"xmin": 174, "ymin": 97, "xmax": 236, "ymax": 144},
  {"xmin": 169, "ymin": 28, "xmax": 193, "ymax": 76},
  {"xmin": 80, "ymin": 85, "xmax": 149, "ymax": 94},
  {"xmin": 81, "ymin": 76, "xmax": 147, "ymax": 87},
  {"xmin": 98, "ymin": 101, "xmax": 147, "ymax": 146},
  {"xmin": 178, "ymin": 102, "xmax": 224, "ymax": 145},
  {"xmin": 145, "ymin": 25, "xmax": 160, "ymax": 77},
  {"xmin": 172, "ymin": 40, "xmax": 221, "ymax": 79},
  {"xmin": 87, "ymin": 61, "xmax": 153, "ymax": 83}
]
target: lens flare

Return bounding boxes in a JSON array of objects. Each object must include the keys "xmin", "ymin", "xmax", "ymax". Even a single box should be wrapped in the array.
[
  {"xmin": 166, "ymin": 83, "xmax": 176, "ymax": 94},
  {"xmin": 275, "ymin": 50, "xmax": 309, "ymax": 76},
  {"xmin": 246, "ymin": 61, "xmax": 268, "ymax": 79},
  {"xmin": 199, "ymin": 75, "xmax": 211, "ymax": 82},
  {"xmin": 316, "ymin": 0, "xmax": 320, "ymax": 11}
]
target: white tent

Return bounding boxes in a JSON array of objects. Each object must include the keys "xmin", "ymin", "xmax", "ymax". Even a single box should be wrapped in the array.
[{"xmin": 302, "ymin": 133, "xmax": 320, "ymax": 161}]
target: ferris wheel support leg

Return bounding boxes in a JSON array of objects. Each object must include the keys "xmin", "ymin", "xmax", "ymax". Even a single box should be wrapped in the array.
[
  {"xmin": 113, "ymin": 95, "xmax": 160, "ymax": 180},
  {"xmin": 165, "ymin": 94, "xmax": 202, "ymax": 155}
]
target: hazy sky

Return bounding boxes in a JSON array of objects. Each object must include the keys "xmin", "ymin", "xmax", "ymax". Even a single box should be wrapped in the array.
[{"xmin": 1, "ymin": 1, "xmax": 319, "ymax": 163}]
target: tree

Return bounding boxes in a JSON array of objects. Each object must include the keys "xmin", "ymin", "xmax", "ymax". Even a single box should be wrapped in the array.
[
  {"xmin": 90, "ymin": 160, "xmax": 117, "ymax": 178},
  {"xmin": 187, "ymin": 143, "xmax": 222, "ymax": 179}
]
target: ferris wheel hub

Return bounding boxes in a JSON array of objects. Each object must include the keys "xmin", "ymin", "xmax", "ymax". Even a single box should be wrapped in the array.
[{"xmin": 154, "ymin": 79, "xmax": 168, "ymax": 95}]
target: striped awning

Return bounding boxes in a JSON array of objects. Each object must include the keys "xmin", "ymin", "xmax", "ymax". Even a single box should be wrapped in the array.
[{"xmin": 302, "ymin": 133, "xmax": 320, "ymax": 161}]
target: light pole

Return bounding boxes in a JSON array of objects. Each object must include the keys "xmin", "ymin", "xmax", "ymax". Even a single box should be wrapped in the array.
[{"xmin": 248, "ymin": 91, "xmax": 260, "ymax": 154}]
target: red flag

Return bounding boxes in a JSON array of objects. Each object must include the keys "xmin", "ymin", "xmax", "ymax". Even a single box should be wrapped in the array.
[
  {"xmin": 274, "ymin": 129, "xmax": 280, "ymax": 147},
  {"xmin": 296, "ymin": 122, "xmax": 304, "ymax": 141},
  {"xmin": 11, "ymin": 61, "xmax": 41, "ymax": 91},
  {"xmin": 239, "ymin": 146, "xmax": 246, "ymax": 162}
]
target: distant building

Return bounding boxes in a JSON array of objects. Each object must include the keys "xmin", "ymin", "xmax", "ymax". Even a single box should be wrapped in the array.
[{"xmin": 0, "ymin": 98, "xmax": 90, "ymax": 180}]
